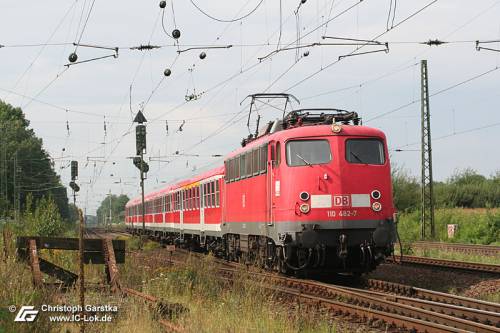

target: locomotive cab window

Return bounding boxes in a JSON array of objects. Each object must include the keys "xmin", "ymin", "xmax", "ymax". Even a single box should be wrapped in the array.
[
  {"xmin": 345, "ymin": 139, "xmax": 385, "ymax": 165},
  {"xmin": 286, "ymin": 140, "xmax": 332, "ymax": 167}
]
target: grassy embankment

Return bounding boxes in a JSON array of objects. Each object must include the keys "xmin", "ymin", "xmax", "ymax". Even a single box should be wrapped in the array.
[
  {"xmin": 397, "ymin": 208, "xmax": 500, "ymax": 265},
  {"xmin": 0, "ymin": 229, "xmax": 356, "ymax": 333}
]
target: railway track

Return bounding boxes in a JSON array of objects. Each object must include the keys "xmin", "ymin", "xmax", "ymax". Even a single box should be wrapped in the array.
[
  {"xmin": 217, "ymin": 267, "xmax": 500, "ymax": 332},
  {"xmin": 90, "ymin": 229, "xmax": 500, "ymax": 332},
  {"xmin": 366, "ymin": 279, "xmax": 500, "ymax": 313},
  {"xmin": 84, "ymin": 227, "xmax": 130, "ymax": 239},
  {"xmin": 411, "ymin": 241, "xmax": 500, "ymax": 257},
  {"xmin": 388, "ymin": 255, "xmax": 500, "ymax": 274},
  {"xmin": 168, "ymin": 248, "xmax": 500, "ymax": 333}
]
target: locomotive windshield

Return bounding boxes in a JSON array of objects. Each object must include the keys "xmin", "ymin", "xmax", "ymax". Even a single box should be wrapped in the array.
[
  {"xmin": 345, "ymin": 139, "xmax": 385, "ymax": 165},
  {"xmin": 286, "ymin": 140, "xmax": 332, "ymax": 167}
]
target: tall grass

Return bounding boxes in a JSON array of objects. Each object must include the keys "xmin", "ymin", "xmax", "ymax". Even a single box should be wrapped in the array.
[
  {"xmin": 142, "ymin": 254, "xmax": 341, "ymax": 333},
  {"xmin": 398, "ymin": 208, "xmax": 500, "ymax": 245}
]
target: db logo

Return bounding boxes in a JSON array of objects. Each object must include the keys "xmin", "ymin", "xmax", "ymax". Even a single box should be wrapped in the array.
[
  {"xmin": 14, "ymin": 306, "xmax": 39, "ymax": 322},
  {"xmin": 333, "ymin": 195, "xmax": 350, "ymax": 207}
]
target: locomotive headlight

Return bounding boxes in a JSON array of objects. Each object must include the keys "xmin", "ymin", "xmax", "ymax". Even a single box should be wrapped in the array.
[
  {"xmin": 331, "ymin": 123, "xmax": 342, "ymax": 133},
  {"xmin": 299, "ymin": 203, "xmax": 310, "ymax": 214},
  {"xmin": 371, "ymin": 190, "xmax": 381, "ymax": 200},
  {"xmin": 372, "ymin": 202, "xmax": 382, "ymax": 212},
  {"xmin": 299, "ymin": 191, "xmax": 310, "ymax": 201}
]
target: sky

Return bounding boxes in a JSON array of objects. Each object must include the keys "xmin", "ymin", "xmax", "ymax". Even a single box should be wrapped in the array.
[{"xmin": 1, "ymin": 0, "xmax": 499, "ymax": 215}]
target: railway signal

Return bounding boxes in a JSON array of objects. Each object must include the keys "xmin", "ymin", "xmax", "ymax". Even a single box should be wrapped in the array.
[
  {"xmin": 71, "ymin": 160, "xmax": 78, "ymax": 180},
  {"xmin": 133, "ymin": 111, "xmax": 148, "ymax": 235},
  {"xmin": 133, "ymin": 157, "xmax": 149, "ymax": 173}
]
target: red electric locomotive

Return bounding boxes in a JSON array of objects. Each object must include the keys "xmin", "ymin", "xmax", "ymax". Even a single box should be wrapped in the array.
[{"xmin": 125, "ymin": 105, "xmax": 397, "ymax": 274}]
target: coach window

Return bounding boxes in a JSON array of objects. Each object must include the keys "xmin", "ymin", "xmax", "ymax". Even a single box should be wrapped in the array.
[
  {"xmin": 235, "ymin": 155, "xmax": 241, "ymax": 180},
  {"xmin": 193, "ymin": 186, "xmax": 200, "ymax": 209},
  {"xmin": 245, "ymin": 151, "xmax": 252, "ymax": 177},
  {"xmin": 198, "ymin": 187, "xmax": 201, "ymax": 209},
  {"xmin": 260, "ymin": 144, "xmax": 267, "ymax": 173},
  {"xmin": 203, "ymin": 184, "xmax": 208, "ymax": 207},
  {"xmin": 225, "ymin": 160, "xmax": 230, "ymax": 182},
  {"xmin": 211, "ymin": 181, "xmax": 216, "ymax": 207},
  {"xmin": 345, "ymin": 139, "xmax": 385, "ymax": 165},
  {"xmin": 240, "ymin": 154, "xmax": 246, "ymax": 179},
  {"xmin": 227, "ymin": 159, "xmax": 232, "ymax": 182},
  {"xmin": 252, "ymin": 149, "xmax": 259, "ymax": 176},
  {"xmin": 191, "ymin": 188, "xmax": 194, "ymax": 210},
  {"xmin": 215, "ymin": 180, "xmax": 220, "ymax": 207},
  {"xmin": 231, "ymin": 159, "xmax": 236, "ymax": 181},
  {"xmin": 205, "ymin": 183, "xmax": 210, "ymax": 207},
  {"xmin": 276, "ymin": 142, "xmax": 281, "ymax": 166}
]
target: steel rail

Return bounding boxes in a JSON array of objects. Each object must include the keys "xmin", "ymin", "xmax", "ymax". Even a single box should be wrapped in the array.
[
  {"xmin": 411, "ymin": 241, "xmax": 500, "ymax": 257},
  {"xmin": 367, "ymin": 279, "xmax": 500, "ymax": 313},
  {"xmin": 218, "ymin": 269, "xmax": 500, "ymax": 333},
  {"xmin": 218, "ymin": 273, "xmax": 469, "ymax": 333},
  {"xmin": 340, "ymin": 285, "xmax": 500, "ymax": 326},
  {"xmin": 388, "ymin": 255, "xmax": 500, "ymax": 274}
]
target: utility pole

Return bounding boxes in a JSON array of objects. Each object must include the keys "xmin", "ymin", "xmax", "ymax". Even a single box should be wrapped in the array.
[
  {"xmin": 13, "ymin": 152, "xmax": 19, "ymax": 222},
  {"xmin": 108, "ymin": 190, "xmax": 112, "ymax": 229},
  {"xmin": 69, "ymin": 161, "xmax": 83, "ymax": 332},
  {"xmin": 420, "ymin": 60, "xmax": 435, "ymax": 239},
  {"xmin": 13, "ymin": 153, "xmax": 16, "ymax": 222}
]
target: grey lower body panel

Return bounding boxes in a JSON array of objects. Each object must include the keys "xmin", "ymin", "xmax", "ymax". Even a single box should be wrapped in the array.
[
  {"xmin": 221, "ymin": 219, "xmax": 396, "ymax": 246},
  {"xmin": 129, "ymin": 219, "xmax": 396, "ymax": 247}
]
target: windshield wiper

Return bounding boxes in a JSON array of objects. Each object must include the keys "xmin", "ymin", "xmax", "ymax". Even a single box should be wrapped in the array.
[
  {"xmin": 296, "ymin": 154, "xmax": 313, "ymax": 167},
  {"xmin": 350, "ymin": 151, "xmax": 365, "ymax": 163}
]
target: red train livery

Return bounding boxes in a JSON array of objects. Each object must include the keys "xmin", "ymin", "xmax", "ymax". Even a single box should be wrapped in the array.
[{"xmin": 125, "ymin": 109, "xmax": 397, "ymax": 274}]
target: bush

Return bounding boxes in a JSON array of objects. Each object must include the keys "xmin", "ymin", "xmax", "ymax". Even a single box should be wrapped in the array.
[
  {"xmin": 397, "ymin": 208, "xmax": 500, "ymax": 245},
  {"xmin": 391, "ymin": 166, "xmax": 420, "ymax": 212},
  {"xmin": 20, "ymin": 195, "xmax": 64, "ymax": 236}
]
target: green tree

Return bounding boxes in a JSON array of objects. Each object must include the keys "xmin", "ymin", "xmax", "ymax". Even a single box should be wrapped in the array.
[
  {"xmin": 22, "ymin": 195, "xmax": 64, "ymax": 236},
  {"xmin": 0, "ymin": 100, "xmax": 69, "ymax": 219},
  {"xmin": 391, "ymin": 166, "xmax": 420, "ymax": 212},
  {"xmin": 96, "ymin": 194, "xmax": 130, "ymax": 225},
  {"xmin": 67, "ymin": 203, "xmax": 80, "ymax": 224}
]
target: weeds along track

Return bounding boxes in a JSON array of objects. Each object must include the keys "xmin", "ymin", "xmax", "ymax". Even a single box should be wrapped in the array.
[
  {"xmin": 90, "ymin": 229, "xmax": 500, "ymax": 332},
  {"xmin": 411, "ymin": 241, "xmax": 500, "ymax": 257},
  {"xmin": 122, "ymin": 287, "xmax": 185, "ymax": 333},
  {"xmin": 157, "ymin": 248, "xmax": 500, "ymax": 332},
  {"xmin": 217, "ymin": 268, "xmax": 500, "ymax": 333},
  {"xmin": 387, "ymin": 255, "xmax": 500, "ymax": 274}
]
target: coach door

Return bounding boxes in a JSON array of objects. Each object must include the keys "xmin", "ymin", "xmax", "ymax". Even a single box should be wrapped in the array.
[
  {"xmin": 180, "ymin": 190, "xmax": 184, "ymax": 238},
  {"xmin": 199, "ymin": 183, "xmax": 205, "ymax": 231},
  {"xmin": 267, "ymin": 141, "xmax": 281, "ymax": 226}
]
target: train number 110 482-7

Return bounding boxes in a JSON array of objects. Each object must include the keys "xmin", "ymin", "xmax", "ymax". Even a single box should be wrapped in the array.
[{"xmin": 327, "ymin": 210, "xmax": 358, "ymax": 217}]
